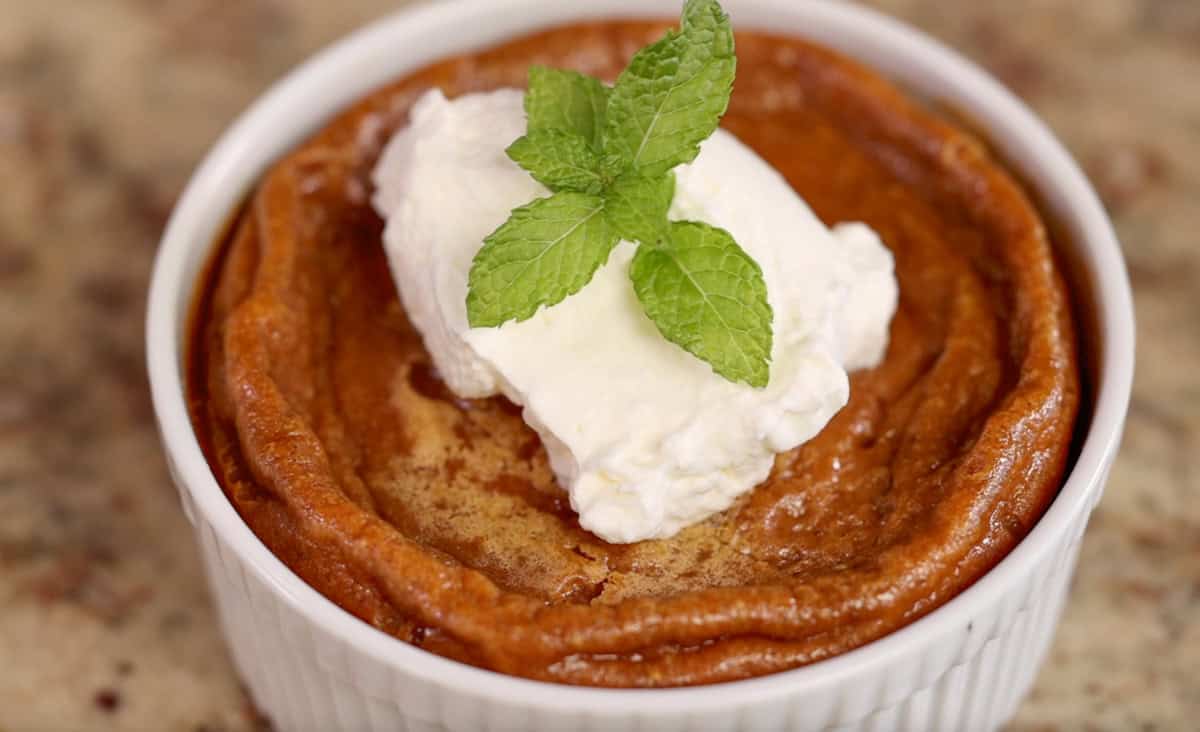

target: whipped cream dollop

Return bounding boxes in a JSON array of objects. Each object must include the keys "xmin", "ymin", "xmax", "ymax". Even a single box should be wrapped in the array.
[{"xmin": 372, "ymin": 88, "xmax": 897, "ymax": 543}]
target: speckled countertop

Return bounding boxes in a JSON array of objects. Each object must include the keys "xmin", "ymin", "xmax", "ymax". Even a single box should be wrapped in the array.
[{"xmin": 0, "ymin": 1, "xmax": 1195, "ymax": 730}]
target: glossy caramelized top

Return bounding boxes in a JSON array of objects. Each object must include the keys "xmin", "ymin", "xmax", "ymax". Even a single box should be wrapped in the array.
[{"xmin": 188, "ymin": 21, "xmax": 1079, "ymax": 686}]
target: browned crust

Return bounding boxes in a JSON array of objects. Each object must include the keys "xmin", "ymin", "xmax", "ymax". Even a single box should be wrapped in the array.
[{"xmin": 188, "ymin": 22, "xmax": 1079, "ymax": 687}]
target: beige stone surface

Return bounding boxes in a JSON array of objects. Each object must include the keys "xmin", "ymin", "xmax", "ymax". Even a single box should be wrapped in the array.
[{"xmin": 0, "ymin": 1, "xmax": 1195, "ymax": 730}]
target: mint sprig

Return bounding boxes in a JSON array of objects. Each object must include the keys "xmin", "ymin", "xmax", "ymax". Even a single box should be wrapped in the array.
[
  {"xmin": 506, "ymin": 130, "xmax": 606, "ymax": 194},
  {"xmin": 465, "ymin": 0, "xmax": 773, "ymax": 388},
  {"xmin": 605, "ymin": 172, "xmax": 674, "ymax": 246},
  {"xmin": 466, "ymin": 192, "xmax": 615, "ymax": 327},
  {"xmin": 631, "ymin": 221, "xmax": 772, "ymax": 388},
  {"xmin": 524, "ymin": 67, "xmax": 610, "ymax": 146},
  {"xmin": 603, "ymin": 0, "xmax": 736, "ymax": 178}
]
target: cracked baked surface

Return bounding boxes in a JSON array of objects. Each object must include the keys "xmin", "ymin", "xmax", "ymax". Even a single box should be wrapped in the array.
[{"xmin": 187, "ymin": 21, "xmax": 1079, "ymax": 687}]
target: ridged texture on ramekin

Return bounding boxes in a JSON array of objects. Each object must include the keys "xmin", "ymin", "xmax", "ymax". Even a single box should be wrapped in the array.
[{"xmin": 174, "ymin": 449, "xmax": 1106, "ymax": 731}]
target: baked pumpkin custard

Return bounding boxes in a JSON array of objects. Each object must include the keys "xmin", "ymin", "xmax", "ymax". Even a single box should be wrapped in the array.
[{"xmin": 188, "ymin": 2, "xmax": 1079, "ymax": 687}]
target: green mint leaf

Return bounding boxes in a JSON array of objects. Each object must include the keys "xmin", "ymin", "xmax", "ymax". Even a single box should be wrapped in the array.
[
  {"xmin": 467, "ymin": 192, "xmax": 617, "ymax": 327},
  {"xmin": 602, "ymin": 0, "xmax": 735, "ymax": 177},
  {"xmin": 605, "ymin": 171, "xmax": 675, "ymax": 246},
  {"xmin": 507, "ymin": 129, "xmax": 606, "ymax": 194},
  {"xmin": 467, "ymin": 0, "xmax": 770, "ymax": 388},
  {"xmin": 630, "ymin": 220, "xmax": 772, "ymax": 387},
  {"xmin": 525, "ymin": 66, "xmax": 610, "ymax": 148}
]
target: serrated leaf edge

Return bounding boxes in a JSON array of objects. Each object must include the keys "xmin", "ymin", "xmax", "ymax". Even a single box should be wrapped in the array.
[{"xmin": 466, "ymin": 195, "xmax": 611, "ymax": 328}]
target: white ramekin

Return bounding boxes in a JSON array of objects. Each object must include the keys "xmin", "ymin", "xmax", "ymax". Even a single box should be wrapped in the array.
[{"xmin": 146, "ymin": 1, "xmax": 1134, "ymax": 730}]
